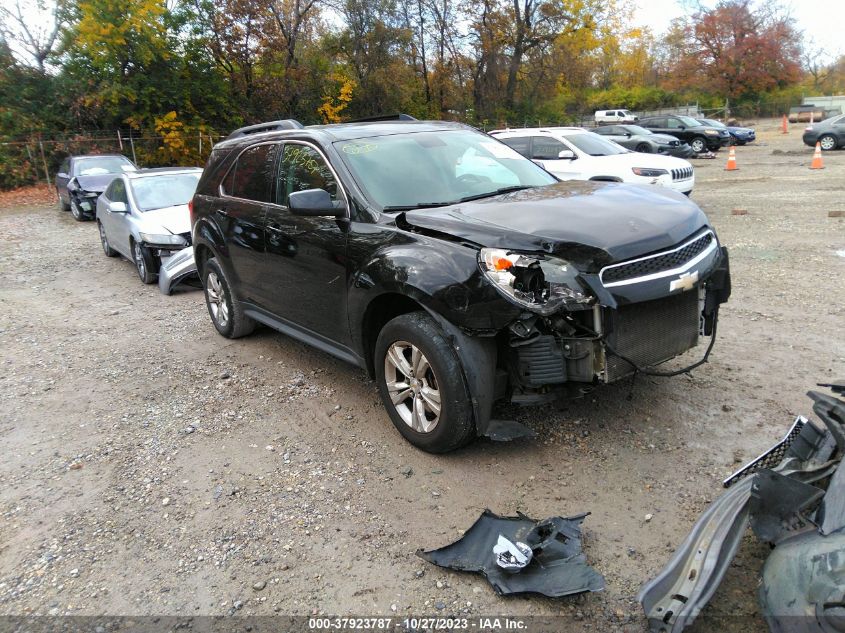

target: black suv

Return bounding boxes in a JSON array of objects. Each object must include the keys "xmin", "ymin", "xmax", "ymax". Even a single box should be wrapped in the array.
[
  {"xmin": 638, "ymin": 115, "xmax": 730, "ymax": 153},
  {"xmin": 191, "ymin": 118, "xmax": 731, "ymax": 452}
]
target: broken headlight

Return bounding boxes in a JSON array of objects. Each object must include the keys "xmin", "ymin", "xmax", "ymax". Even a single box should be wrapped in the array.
[{"xmin": 479, "ymin": 248, "xmax": 592, "ymax": 315}]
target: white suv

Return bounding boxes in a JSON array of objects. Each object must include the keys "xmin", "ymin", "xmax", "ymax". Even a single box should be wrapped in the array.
[{"xmin": 490, "ymin": 127, "xmax": 695, "ymax": 195}]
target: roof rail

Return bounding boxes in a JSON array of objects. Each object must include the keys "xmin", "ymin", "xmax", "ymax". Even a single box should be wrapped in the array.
[
  {"xmin": 347, "ymin": 113, "xmax": 418, "ymax": 123},
  {"xmin": 226, "ymin": 119, "xmax": 304, "ymax": 140}
]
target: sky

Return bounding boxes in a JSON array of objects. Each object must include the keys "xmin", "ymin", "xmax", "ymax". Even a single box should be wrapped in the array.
[{"xmin": 632, "ymin": 0, "xmax": 845, "ymax": 62}]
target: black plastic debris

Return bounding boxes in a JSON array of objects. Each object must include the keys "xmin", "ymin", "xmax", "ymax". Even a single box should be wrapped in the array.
[
  {"xmin": 482, "ymin": 419, "xmax": 537, "ymax": 442},
  {"xmin": 417, "ymin": 510, "xmax": 605, "ymax": 598}
]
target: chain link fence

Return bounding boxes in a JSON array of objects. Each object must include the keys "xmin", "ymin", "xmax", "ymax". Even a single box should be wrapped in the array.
[{"xmin": 0, "ymin": 131, "xmax": 226, "ymax": 190}]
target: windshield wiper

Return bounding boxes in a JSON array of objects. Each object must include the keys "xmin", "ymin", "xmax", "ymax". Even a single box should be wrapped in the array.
[
  {"xmin": 457, "ymin": 185, "xmax": 534, "ymax": 203},
  {"xmin": 382, "ymin": 202, "xmax": 455, "ymax": 212}
]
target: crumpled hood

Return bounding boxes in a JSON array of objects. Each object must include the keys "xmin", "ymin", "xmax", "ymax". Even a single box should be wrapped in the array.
[
  {"xmin": 402, "ymin": 181, "xmax": 709, "ymax": 271},
  {"xmin": 139, "ymin": 205, "xmax": 191, "ymax": 235},
  {"xmin": 73, "ymin": 174, "xmax": 121, "ymax": 192}
]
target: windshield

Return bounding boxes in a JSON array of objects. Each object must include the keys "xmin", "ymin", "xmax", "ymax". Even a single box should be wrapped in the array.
[
  {"xmin": 130, "ymin": 173, "xmax": 200, "ymax": 211},
  {"xmin": 623, "ymin": 125, "xmax": 652, "ymax": 136},
  {"xmin": 334, "ymin": 129, "xmax": 556, "ymax": 210},
  {"xmin": 678, "ymin": 115, "xmax": 703, "ymax": 127},
  {"xmin": 564, "ymin": 133, "xmax": 628, "ymax": 156},
  {"xmin": 75, "ymin": 156, "xmax": 136, "ymax": 176}
]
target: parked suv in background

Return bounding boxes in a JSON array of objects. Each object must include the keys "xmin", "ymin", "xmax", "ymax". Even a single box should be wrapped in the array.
[
  {"xmin": 490, "ymin": 127, "xmax": 695, "ymax": 195},
  {"xmin": 191, "ymin": 118, "xmax": 730, "ymax": 453},
  {"xmin": 593, "ymin": 125, "xmax": 695, "ymax": 158},
  {"xmin": 638, "ymin": 116, "xmax": 730, "ymax": 153},
  {"xmin": 803, "ymin": 114, "xmax": 845, "ymax": 151},
  {"xmin": 696, "ymin": 118, "xmax": 756, "ymax": 145}
]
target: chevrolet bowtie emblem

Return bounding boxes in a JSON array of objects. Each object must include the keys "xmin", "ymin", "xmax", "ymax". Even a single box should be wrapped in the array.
[{"xmin": 669, "ymin": 270, "xmax": 699, "ymax": 292}]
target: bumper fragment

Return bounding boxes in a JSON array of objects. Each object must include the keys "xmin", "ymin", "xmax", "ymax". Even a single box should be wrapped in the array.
[
  {"xmin": 638, "ymin": 383, "xmax": 845, "ymax": 633},
  {"xmin": 157, "ymin": 246, "xmax": 197, "ymax": 295}
]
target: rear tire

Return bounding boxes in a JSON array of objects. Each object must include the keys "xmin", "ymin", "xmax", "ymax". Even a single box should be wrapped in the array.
[
  {"xmin": 375, "ymin": 312, "xmax": 475, "ymax": 453},
  {"xmin": 58, "ymin": 190, "xmax": 70, "ymax": 212},
  {"xmin": 202, "ymin": 257, "xmax": 255, "ymax": 339},
  {"xmin": 98, "ymin": 222, "xmax": 117, "ymax": 257}
]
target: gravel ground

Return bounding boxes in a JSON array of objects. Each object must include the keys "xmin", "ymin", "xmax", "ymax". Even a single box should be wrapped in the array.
[{"xmin": 0, "ymin": 121, "xmax": 843, "ymax": 632}]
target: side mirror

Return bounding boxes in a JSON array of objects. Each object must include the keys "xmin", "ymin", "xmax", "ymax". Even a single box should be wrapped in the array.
[
  {"xmin": 678, "ymin": 125, "xmax": 686, "ymax": 130},
  {"xmin": 57, "ymin": 172, "xmax": 68, "ymax": 179},
  {"xmin": 624, "ymin": 132, "xmax": 632, "ymax": 138},
  {"xmin": 109, "ymin": 201, "xmax": 128, "ymax": 213},
  {"xmin": 289, "ymin": 188, "xmax": 345, "ymax": 217},
  {"xmin": 557, "ymin": 150, "xmax": 576, "ymax": 160}
]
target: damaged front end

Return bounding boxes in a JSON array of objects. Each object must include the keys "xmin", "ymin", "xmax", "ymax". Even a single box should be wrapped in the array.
[
  {"xmin": 638, "ymin": 381, "xmax": 845, "ymax": 633},
  {"xmin": 67, "ymin": 174, "xmax": 115, "ymax": 221},
  {"xmin": 480, "ymin": 231, "xmax": 731, "ymax": 405}
]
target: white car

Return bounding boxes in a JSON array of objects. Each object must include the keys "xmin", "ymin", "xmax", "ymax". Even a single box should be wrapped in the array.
[
  {"xmin": 95, "ymin": 167, "xmax": 202, "ymax": 285},
  {"xmin": 490, "ymin": 127, "xmax": 695, "ymax": 195}
]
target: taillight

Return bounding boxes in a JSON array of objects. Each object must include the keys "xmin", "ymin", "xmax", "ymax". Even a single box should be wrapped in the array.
[{"xmin": 188, "ymin": 198, "xmax": 194, "ymax": 225}]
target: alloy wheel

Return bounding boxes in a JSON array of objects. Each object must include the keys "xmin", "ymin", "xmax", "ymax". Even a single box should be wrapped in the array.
[
  {"xmin": 133, "ymin": 242, "xmax": 146, "ymax": 279},
  {"xmin": 99, "ymin": 223, "xmax": 110, "ymax": 254},
  {"xmin": 206, "ymin": 271, "xmax": 229, "ymax": 327},
  {"xmin": 820, "ymin": 136, "xmax": 836, "ymax": 151},
  {"xmin": 383, "ymin": 341, "xmax": 441, "ymax": 433},
  {"xmin": 691, "ymin": 138, "xmax": 706, "ymax": 153},
  {"xmin": 70, "ymin": 200, "xmax": 81, "ymax": 220}
]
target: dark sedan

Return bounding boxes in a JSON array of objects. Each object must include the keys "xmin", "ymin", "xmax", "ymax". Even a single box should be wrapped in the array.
[
  {"xmin": 593, "ymin": 125, "xmax": 695, "ymax": 158},
  {"xmin": 697, "ymin": 118, "xmax": 755, "ymax": 145},
  {"xmin": 56, "ymin": 154, "xmax": 138, "ymax": 221},
  {"xmin": 638, "ymin": 115, "xmax": 730, "ymax": 153},
  {"xmin": 803, "ymin": 114, "xmax": 845, "ymax": 151}
]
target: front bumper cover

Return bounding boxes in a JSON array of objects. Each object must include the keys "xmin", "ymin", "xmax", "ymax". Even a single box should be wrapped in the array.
[
  {"xmin": 157, "ymin": 246, "xmax": 197, "ymax": 295},
  {"xmin": 638, "ymin": 382, "xmax": 845, "ymax": 633}
]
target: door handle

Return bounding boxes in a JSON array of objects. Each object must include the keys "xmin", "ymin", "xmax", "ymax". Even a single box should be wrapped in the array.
[{"xmin": 216, "ymin": 208, "xmax": 231, "ymax": 217}]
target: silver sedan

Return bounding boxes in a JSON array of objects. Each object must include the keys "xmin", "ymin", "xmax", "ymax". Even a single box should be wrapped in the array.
[{"xmin": 95, "ymin": 168, "xmax": 202, "ymax": 286}]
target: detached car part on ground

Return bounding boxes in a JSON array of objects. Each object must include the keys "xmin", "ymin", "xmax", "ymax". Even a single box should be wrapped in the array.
[
  {"xmin": 418, "ymin": 510, "xmax": 604, "ymax": 598},
  {"xmin": 55, "ymin": 154, "xmax": 137, "ymax": 221},
  {"xmin": 96, "ymin": 168, "xmax": 201, "ymax": 286},
  {"xmin": 639, "ymin": 382, "xmax": 845, "ymax": 633},
  {"xmin": 191, "ymin": 118, "xmax": 731, "ymax": 453}
]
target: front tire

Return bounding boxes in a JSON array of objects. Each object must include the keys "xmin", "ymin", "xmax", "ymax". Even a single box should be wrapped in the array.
[
  {"xmin": 69, "ymin": 198, "xmax": 87, "ymax": 222},
  {"xmin": 98, "ymin": 222, "xmax": 117, "ymax": 257},
  {"xmin": 635, "ymin": 142, "xmax": 652, "ymax": 153},
  {"xmin": 690, "ymin": 137, "xmax": 707, "ymax": 153},
  {"xmin": 202, "ymin": 257, "xmax": 255, "ymax": 338},
  {"xmin": 132, "ymin": 240, "xmax": 157, "ymax": 284},
  {"xmin": 375, "ymin": 312, "xmax": 475, "ymax": 453},
  {"xmin": 819, "ymin": 134, "xmax": 837, "ymax": 151}
]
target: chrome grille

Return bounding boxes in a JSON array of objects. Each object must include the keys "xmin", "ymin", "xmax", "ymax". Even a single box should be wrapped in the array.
[
  {"xmin": 601, "ymin": 231, "xmax": 713, "ymax": 285},
  {"xmin": 604, "ymin": 290, "xmax": 700, "ymax": 382},
  {"xmin": 671, "ymin": 166, "xmax": 694, "ymax": 181}
]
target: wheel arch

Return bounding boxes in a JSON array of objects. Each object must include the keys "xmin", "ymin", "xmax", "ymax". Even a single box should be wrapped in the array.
[{"xmin": 589, "ymin": 176, "xmax": 623, "ymax": 182}]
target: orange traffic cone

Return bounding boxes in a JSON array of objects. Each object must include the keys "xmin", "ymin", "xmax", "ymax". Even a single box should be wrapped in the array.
[
  {"xmin": 724, "ymin": 146, "xmax": 738, "ymax": 171},
  {"xmin": 781, "ymin": 115, "xmax": 788, "ymax": 134},
  {"xmin": 810, "ymin": 142, "xmax": 824, "ymax": 170}
]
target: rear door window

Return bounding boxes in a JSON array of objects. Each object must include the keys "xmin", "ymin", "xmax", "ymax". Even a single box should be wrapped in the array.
[{"xmin": 223, "ymin": 144, "xmax": 280, "ymax": 202}]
